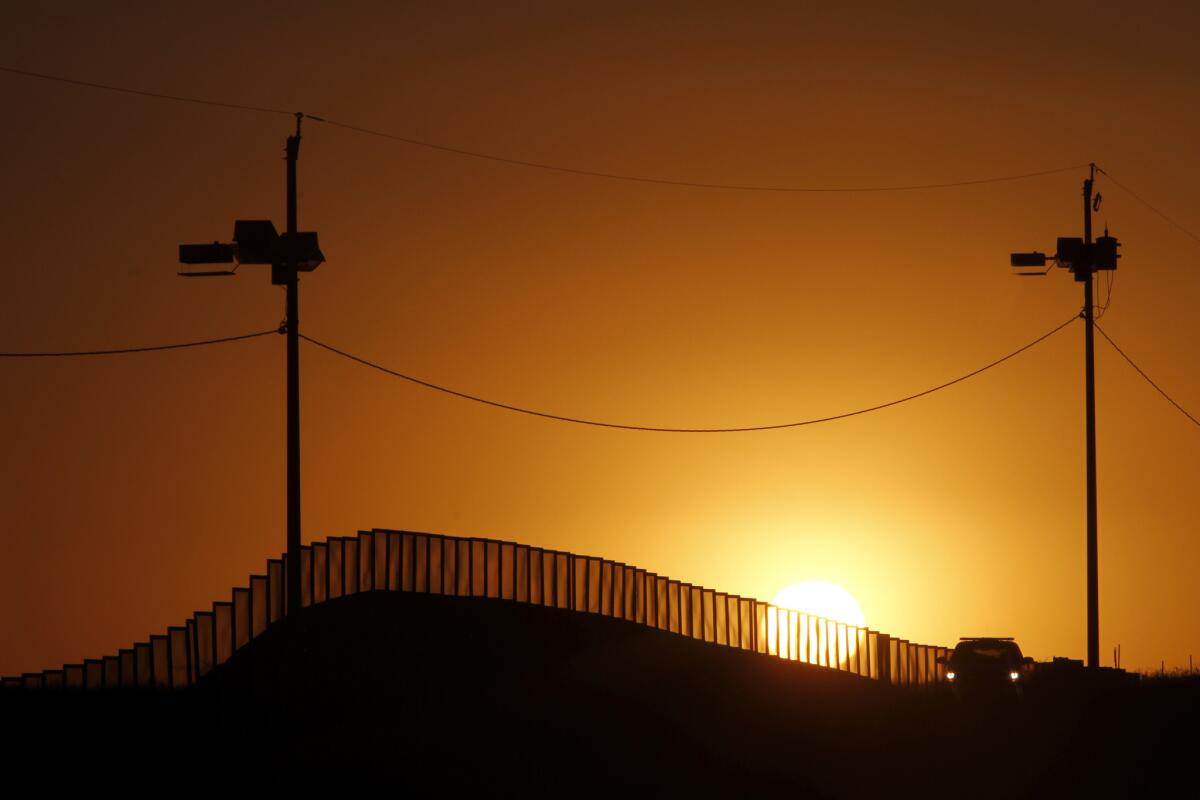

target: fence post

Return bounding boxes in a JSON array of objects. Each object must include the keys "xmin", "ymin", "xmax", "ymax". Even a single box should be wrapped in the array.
[{"xmin": 877, "ymin": 633, "xmax": 891, "ymax": 683}]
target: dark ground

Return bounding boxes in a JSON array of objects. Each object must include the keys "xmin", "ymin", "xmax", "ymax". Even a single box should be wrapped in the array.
[{"xmin": 3, "ymin": 592, "xmax": 1197, "ymax": 796}]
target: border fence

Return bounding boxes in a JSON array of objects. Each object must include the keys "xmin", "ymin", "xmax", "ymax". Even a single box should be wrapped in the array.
[{"xmin": 1, "ymin": 529, "xmax": 950, "ymax": 691}]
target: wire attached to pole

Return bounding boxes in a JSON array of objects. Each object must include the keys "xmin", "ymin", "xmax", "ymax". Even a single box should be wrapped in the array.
[
  {"xmin": 1096, "ymin": 165, "xmax": 1200, "ymax": 248},
  {"xmin": 1094, "ymin": 323, "xmax": 1200, "ymax": 428},
  {"xmin": 0, "ymin": 329, "xmax": 278, "ymax": 358},
  {"xmin": 1, "ymin": 65, "xmax": 1088, "ymax": 195},
  {"xmin": 299, "ymin": 316, "xmax": 1078, "ymax": 433}
]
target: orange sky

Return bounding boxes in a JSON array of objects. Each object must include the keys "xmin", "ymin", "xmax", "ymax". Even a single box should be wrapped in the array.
[{"xmin": 2, "ymin": 2, "xmax": 1198, "ymax": 676}]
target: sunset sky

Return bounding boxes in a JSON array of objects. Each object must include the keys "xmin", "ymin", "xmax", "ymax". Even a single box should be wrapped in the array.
[{"xmin": 2, "ymin": 2, "xmax": 1198, "ymax": 677}]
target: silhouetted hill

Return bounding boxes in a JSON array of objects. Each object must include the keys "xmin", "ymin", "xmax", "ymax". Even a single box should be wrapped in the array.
[{"xmin": 4, "ymin": 592, "xmax": 1197, "ymax": 795}]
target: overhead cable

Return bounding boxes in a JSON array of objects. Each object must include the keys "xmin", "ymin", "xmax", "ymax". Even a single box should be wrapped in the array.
[
  {"xmin": 1094, "ymin": 323, "xmax": 1200, "ymax": 428},
  {"xmin": 300, "ymin": 316, "xmax": 1077, "ymax": 432},
  {"xmin": 0, "ymin": 65, "xmax": 294, "ymax": 117},
  {"xmin": 2, "ymin": 65, "xmax": 1087, "ymax": 194},
  {"xmin": 0, "ymin": 329, "xmax": 279, "ymax": 358},
  {"xmin": 309, "ymin": 115, "xmax": 1089, "ymax": 193},
  {"xmin": 1096, "ymin": 166, "xmax": 1200, "ymax": 247}
]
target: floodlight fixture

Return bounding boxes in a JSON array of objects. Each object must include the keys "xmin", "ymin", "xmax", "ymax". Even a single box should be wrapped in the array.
[
  {"xmin": 179, "ymin": 242, "xmax": 236, "ymax": 264},
  {"xmin": 1010, "ymin": 235, "xmax": 1120, "ymax": 280},
  {"xmin": 232, "ymin": 220, "xmax": 280, "ymax": 264},
  {"xmin": 1010, "ymin": 252, "xmax": 1048, "ymax": 268},
  {"xmin": 1094, "ymin": 235, "xmax": 1120, "ymax": 270},
  {"xmin": 179, "ymin": 221, "xmax": 325, "ymax": 284},
  {"xmin": 280, "ymin": 231, "xmax": 325, "ymax": 271},
  {"xmin": 1056, "ymin": 237, "xmax": 1088, "ymax": 272}
]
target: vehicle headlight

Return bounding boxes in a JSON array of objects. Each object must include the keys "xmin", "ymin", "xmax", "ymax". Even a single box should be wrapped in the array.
[
  {"xmin": 946, "ymin": 671, "xmax": 956, "ymax": 681},
  {"xmin": 1009, "ymin": 671, "xmax": 1020, "ymax": 681}
]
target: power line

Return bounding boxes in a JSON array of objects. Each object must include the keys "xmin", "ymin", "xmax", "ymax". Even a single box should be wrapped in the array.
[
  {"xmin": 2, "ymin": 65, "xmax": 1088, "ymax": 193},
  {"xmin": 310, "ymin": 115, "xmax": 1089, "ymax": 193},
  {"xmin": 0, "ymin": 329, "xmax": 279, "ymax": 358},
  {"xmin": 0, "ymin": 65, "xmax": 294, "ymax": 117},
  {"xmin": 1094, "ymin": 323, "xmax": 1200, "ymax": 428},
  {"xmin": 300, "ymin": 316, "xmax": 1077, "ymax": 432},
  {"xmin": 1095, "ymin": 165, "xmax": 1200, "ymax": 248}
]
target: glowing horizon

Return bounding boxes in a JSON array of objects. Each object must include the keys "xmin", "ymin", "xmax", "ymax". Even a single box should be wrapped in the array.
[{"xmin": 3, "ymin": 4, "xmax": 1199, "ymax": 677}]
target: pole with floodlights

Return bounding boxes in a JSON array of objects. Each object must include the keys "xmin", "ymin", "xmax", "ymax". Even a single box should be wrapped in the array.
[
  {"xmin": 1009, "ymin": 163, "xmax": 1120, "ymax": 669},
  {"xmin": 177, "ymin": 113, "xmax": 325, "ymax": 621}
]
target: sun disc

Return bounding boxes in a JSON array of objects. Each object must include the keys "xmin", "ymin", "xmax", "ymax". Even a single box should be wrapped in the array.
[{"xmin": 772, "ymin": 581, "xmax": 865, "ymax": 627}]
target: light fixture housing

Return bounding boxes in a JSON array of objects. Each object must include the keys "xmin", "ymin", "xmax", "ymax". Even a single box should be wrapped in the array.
[{"xmin": 179, "ymin": 242, "xmax": 235, "ymax": 264}]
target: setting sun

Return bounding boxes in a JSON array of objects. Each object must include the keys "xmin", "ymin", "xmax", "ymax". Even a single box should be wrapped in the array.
[
  {"xmin": 768, "ymin": 581, "xmax": 868, "ymax": 667},
  {"xmin": 773, "ymin": 582, "xmax": 866, "ymax": 628}
]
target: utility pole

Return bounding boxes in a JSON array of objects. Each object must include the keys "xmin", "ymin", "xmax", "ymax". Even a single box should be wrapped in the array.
[
  {"xmin": 1081, "ymin": 167, "xmax": 1099, "ymax": 672},
  {"xmin": 179, "ymin": 113, "xmax": 325, "ymax": 621},
  {"xmin": 1010, "ymin": 163, "xmax": 1120, "ymax": 669},
  {"xmin": 284, "ymin": 117, "xmax": 302, "ymax": 622}
]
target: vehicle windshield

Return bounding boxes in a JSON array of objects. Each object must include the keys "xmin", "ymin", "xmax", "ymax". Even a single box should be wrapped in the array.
[{"xmin": 953, "ymin": 641, "xmax": 1022, "ymax": 662}]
